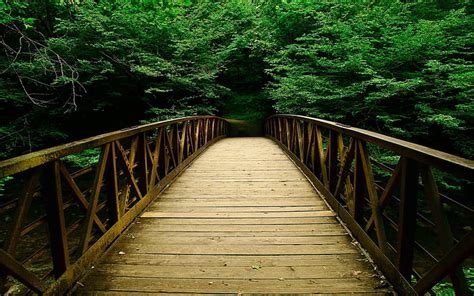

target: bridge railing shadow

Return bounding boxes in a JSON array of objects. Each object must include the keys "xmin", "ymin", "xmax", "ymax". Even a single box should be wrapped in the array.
[
  {"xmin": 0, "ymin": 116, "xmax": 228, "ymax": 295},
  {"xmin": 266, "ymin": 114, "xmax": 473, "ymax": 296}
]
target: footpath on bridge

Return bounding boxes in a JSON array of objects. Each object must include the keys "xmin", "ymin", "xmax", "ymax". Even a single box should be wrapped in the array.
[{"xmin": 76, "ymin": 137, "xmax": 392, "ymax": 294}]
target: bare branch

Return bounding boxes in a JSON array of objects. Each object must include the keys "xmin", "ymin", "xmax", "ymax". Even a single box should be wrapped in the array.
[{"xmin": 0, "ymin": 23, "xmax": 86, "ymax": 110}]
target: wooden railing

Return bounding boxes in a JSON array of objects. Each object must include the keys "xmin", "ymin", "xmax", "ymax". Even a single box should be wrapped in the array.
[
  {"xmin": 0, "ymin": 116, "xmax": 227, "ymax": 295},
  {"xmin": 265, "ymin": 114, "xmax": 474, "ymax": 296}
]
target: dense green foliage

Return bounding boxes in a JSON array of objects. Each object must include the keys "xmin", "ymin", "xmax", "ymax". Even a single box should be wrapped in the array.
[
  {"xmin": 0, "ymin": 0, "xmax": 262, "ymax": 157},
  {"xmin": 265, "ymin": 1, "xmax": 474, "ymax": 158},
  {"xmin": 1, "ymin": 0, "xmax": 472, "ymax": 161}
]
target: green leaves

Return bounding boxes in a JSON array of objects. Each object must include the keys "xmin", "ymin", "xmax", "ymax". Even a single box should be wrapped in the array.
[
  {"xmin": 264, "ymin": 0, "xmax": 473, "ymax": 158},
  {"xmin": 0, "ymin": 0, "xmax": 472, "ymax": 163},
  {"xmin": 423, "ymin": 114, "xmax": 463, "ymax": 128}
]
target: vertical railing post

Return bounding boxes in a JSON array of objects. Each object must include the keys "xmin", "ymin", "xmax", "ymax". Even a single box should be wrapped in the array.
[
  {"xmin": 351, "ymin": 140, "xmax": 365, "ymax": 224},
  {"xmin": 106, "ymin": 143, "xmax": 120, "ymax": 223},
  {"xmin": 43, "ymin": 160, "xmax": 70, "ymax": 278},
  {"xmin": 0, "ymin": 169, "xmax": 41, "ymax": 292},
  {"xmin": 396, "ymin": 158, "xmax": 419, "ymax": 279},
  {"xmin": 420, "ymin": 165, "xmax": 469, "ymax": 294},
  {"xmin": 136, "ymin": 133, "xmax": 149, "ymax": 195},
  {"xmin": 204, "ymin": 119, "xmax": 209, "ymax": 144},
  {"xmin": 149, "ymin": 128, "xmax": 163, "ymax": 188},
  {"xmin": 79, "ymin": 144, "xmax": 110, "ymax": 255},
  {"xmin": 277, "ymin": 118, "xmax": 282, "ymax": 142},
  {"xmin": 327, "ymin": 130, "xmax": 338, "ymax": 192},
  {"xmin": 304, "ymin": 123, "xmax": 312, "ymax": 165},
  {"xmin": 272, "ymin": 119, "xmax": 277, "ymax": 138},
  {"xmin": 178, "ymin": 122, "xmax": 187, "ymax": 164},
  {"xmin": 212, "ymin": 118, "xmax": 215, "ymax": 139},
  {"xmin": 358, "ymin": 140, "xmax": 388, "ymax": 254},
  {"xmin": 285, "ymin": 118, "xmax": 290, "ymax": 149},
  {"xmin": 194, "ymin": 119, "xmax": 200, "ymax": 151},
  {"xmin": 296, "ymin": 120, "xmax": 304, "ymax": 162},
  {"xmin": 315, "ymin": 126, "xmax": 329, "ymax": 187}
]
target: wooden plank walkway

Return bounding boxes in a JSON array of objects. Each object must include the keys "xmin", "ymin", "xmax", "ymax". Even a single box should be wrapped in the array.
[{"xmin": 76, "ymin": 137, "xmax": 392, "ymax": 295}]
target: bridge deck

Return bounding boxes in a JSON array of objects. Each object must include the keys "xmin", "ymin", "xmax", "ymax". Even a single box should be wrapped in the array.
[{"xmin": 76, "ymin": 138, "xmax": 391, "ymax": 295}]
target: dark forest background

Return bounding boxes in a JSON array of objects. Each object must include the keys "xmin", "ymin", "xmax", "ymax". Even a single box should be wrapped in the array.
[{"xmin": 1, "ymin": 0, "xmax": 472, "ymax": 160}]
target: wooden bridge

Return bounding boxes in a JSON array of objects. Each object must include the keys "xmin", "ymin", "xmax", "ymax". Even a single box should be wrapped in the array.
[{"xmin": 0, "ymin": 115, "xmax": 472, "ymax": 295}]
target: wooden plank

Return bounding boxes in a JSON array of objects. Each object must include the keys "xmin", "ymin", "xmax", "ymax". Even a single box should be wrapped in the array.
[
  {"xmin": 179, "ymin": 173, "xmax": 303, "ymax": 179},
  {"xmin": 111, "ymin": 243, "xmax": 360, "ymax": 255},
  {"xmin": 146, "ymin": 206, "xmax": 328, "ymax": 213},
  {"xmin": 157, "ymin": 193, "xmax": 321, "ymax": 199},
  {"xmin": 118, "ymin": 235, "xmax": 350, "ymax": 245},
  {"xmin": 93, "ymin": 264, "xmax": 377, "ymax": 279},
  {"xmin": 100, "ymin": 253, "xmax": 366, "ymax": 267},
  {"xmin": 79, "ymin": 291, "xmax": 388, "ymax": 296},
  {"xmin": 78, "ymin": 276, "xmax": 386, "ymax": 294},
  {"xmin": 167, "ymin": 184, "xmax": 315, "ymax": 190},
  {"xmin": 162, "ymin": 188, "xmax": 316, "ymax": 194},
  {"xmin": 136, "ymin": 217, "xmax": 337, "ymax": 224},
  {"xmin": 122, "ymin": 230, "xmax": 347, "ymax": 237},
  {"xmin": 174, "ymin": 178, "xmax": 307, "ymax": 182},
  {"xmin": 128, "ymin": 223, "xmax": 345, "ymax": 233},
  {"xmin": 152, "ymin": 201, "xmax": 326, "ymax": 206},
  {"xmin": 154, "ymin": 197, "xmax": 323, "ymax": 203},
  {"xmin": 140, "ymin": 211, "xmax": 336, "ymax": 218},
  {"xmin": 158, "ymin": 191, "xmax": 318, "ymax": 196}
]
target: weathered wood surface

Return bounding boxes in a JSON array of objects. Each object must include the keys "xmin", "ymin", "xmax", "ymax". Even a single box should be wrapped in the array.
[
  {"xmin": 265, "ymin": 115, "xmax": 473, "ymax": 295},
  {"xmin": 76, "ymin": 138, "xmax": 392, "ymax": 294}
]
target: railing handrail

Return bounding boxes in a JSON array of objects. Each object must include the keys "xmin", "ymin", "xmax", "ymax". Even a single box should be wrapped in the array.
[
  {"xmin": 0, "ymin": 115, "xmax": 227, "ymax": 295},
  {"xmin": 0, "ymin": 115, "xmax": 222, "ymax": 178},
  {"xmin": 265, "ymin": 114, "xmax": 473, "ymax": 295},
  {"xmin": 268, "ymin": 114, "xmax": 474, "ymax": 178}
]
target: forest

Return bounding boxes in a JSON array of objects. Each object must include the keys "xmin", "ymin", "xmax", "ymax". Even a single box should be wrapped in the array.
[{"xmin": 0, "ymin": 0, "xmax": 472, "ymax": 161}]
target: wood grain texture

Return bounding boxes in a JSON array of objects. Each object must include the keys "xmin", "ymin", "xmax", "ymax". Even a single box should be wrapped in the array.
[{"xmin": 76, "ymin": 138, "xmax": 392, "ymax": 295}]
